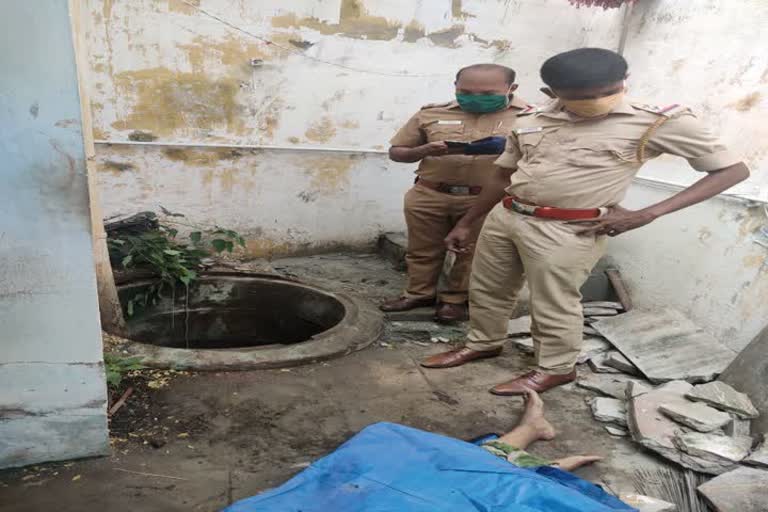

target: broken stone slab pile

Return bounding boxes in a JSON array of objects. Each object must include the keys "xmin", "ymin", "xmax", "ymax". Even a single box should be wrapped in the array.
[{"xmin": 509, "ymin": 305, "xmax": 768, "ymax": 510}]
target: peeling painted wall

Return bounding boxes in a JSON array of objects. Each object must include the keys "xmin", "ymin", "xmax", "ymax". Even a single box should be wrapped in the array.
[
  {"xmin": 0, "ymin": 1, "xmax": 109, "ymax": 468},
  {"xmin": 611, "ymin": 0, "xmax": 768, "ymax": 352},
  {"xmin": 84, "ymin": 0, "xmax": 623, "ymax": 255}
]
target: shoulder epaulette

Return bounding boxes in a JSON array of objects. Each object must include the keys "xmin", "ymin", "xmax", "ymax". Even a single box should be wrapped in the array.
[
  {"xmin": 631, "ymin": 102, "xmax": 690, "ymax": 118},
  {"xmin": 420, "ymin": 101, "xmax": 454, "ymax": 110}
]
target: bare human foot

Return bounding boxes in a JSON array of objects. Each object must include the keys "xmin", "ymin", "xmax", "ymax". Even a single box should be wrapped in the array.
[
  {"xmin": 521, "ymin": 389, "xmax": 556, "ymax": 441},
  {"xmin": 552, "ymin": 455, "xmax": 603, "ymax": 471}
]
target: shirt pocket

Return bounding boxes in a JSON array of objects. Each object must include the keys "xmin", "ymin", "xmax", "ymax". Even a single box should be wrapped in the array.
[
  {"xmin": 518, "ymin": 131, "xmax": 545, "ymax": 162},
  {"xmin": 563, "ymin": 141, "xmax": 636, "ymax": 167},
  {"xmin": 424, "ymin": 121, "xmax": 465, "ymax": 142}
]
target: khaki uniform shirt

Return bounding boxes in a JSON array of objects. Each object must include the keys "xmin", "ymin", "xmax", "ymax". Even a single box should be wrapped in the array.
[
  {"xmin": 390, "ymin": 96, "xmax": 530, "ymax": 187},
  {"xmin": 494, "ymin": 98, "xmax": 742, "ymax": 209}
]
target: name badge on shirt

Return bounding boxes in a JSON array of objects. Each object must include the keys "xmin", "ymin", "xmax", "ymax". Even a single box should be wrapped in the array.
[
  {"xmin": 515, "ymin": 127, "xmax": 543, "ymax": 135},
  {"xmin": 437, "ymin": 120, "xmax": 463, "ymax": 125}
]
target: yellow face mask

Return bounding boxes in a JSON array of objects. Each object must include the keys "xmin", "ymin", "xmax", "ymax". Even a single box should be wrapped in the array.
[{"xmin": 561, "ymin": 91, "xmax": 624, "ymax": 118}]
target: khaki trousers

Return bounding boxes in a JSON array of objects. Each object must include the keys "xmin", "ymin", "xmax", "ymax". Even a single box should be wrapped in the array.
[
  {"xmin": 403, "ymin": 184, "xmax": 484, "ymax": 304},
  {"xmin": 465, "ymin": 203, "xmax": 606, "ymax": 374}
]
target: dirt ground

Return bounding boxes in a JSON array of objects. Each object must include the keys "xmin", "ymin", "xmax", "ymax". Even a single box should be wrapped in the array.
[{"xmin": 0, "ymin": 253, "xmax": 668, "ymax": 511}]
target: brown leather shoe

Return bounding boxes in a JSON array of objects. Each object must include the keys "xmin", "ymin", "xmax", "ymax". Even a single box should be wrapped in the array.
[
  {"xmin": 379, "ymin": 296, "xmax": 435, "ymax": 312},
  {"xmin": 489, "ymin": 370, "xmax": 577, "ymax": 396},
  {"xmin": 434, "ymin": 302, "xmax": 469, "ymax": 323},
  {"xmin": 421, "ymin": 347, "xmax": 502, "ymax": 369}
]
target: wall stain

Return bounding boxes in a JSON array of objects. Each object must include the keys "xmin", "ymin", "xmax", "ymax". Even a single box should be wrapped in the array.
[
  {"xmin": 427, "ymin": 24, "xmax": 466, "ymax": 48},
  {"xmin": 305, "ymin": 155, "xmax": 358, "ymax": 194},
  {"xmin": 54, "ymin": 119, "xmax": 79, "ymax": 129},
  {"xmin": 112, "ymin": 68, "xmax": 245, "ymax": 136},
  {"xmin": 339, "ymin": 119, "xmax": 360, "ymax": 129},
  {"xmin": 162, "ymin": 147, "xmax": 244, "ymax": 167},
  {"xmin": 168, "ymin": 0, "xmax": 199, "ymax": 15},
  {"xmin": 181, "ymin": 36, "xmax": 267, "ymax": 74},
  {"xmin": 728, "ymin": 92, "xmax": 762, "ymax": 112},
  {"xmin": 128, "ymin": 130, "xmax": 158, "ymax": 142},
  {"xmin": 29, "ymin": 102, "xmax": 39, "ymax": 119},
  {"xmin": 288, "ymin": 136, "xmax": 301, "ymax": 144},
  {"xmin": 403, "ymin": 20, "xmax": 426, "ymax": 43},
  {"xmin": 743, "ymin": 253, "xmax": 766, "ymax": 269},
  {"xmin": 304, "ymin": 116, "xmax": 337, "ymax": 142},
  {"xmin": 102, "ymin": 160, "xmax": 135, "ymax": 172},
  {"xmin": 271, "ymin": 0, "xmax": 400, "ymax": 41}
]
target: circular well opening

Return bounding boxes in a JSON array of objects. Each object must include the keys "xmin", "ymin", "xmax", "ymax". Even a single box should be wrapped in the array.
[{"xmin": 112, "ymin": 272, "xmax": 382, "ymax": 370}]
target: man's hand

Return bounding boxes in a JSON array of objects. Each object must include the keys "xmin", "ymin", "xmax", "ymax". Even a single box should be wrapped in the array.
[
  {"xmin": 571, "ymin": 205, "xmax": 656, "ymax": 237},
  {"xmin": 417, "ymin": 141, "xmax": 451, "ymax": 158},
  {"xmin": 445, "ymin": 225, "xmax": 474, "ymax": 253}
]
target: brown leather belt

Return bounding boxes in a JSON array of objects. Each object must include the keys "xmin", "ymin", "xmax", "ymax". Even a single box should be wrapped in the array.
[
  {"xmin": 415, "ymin": 177, "xmax": 482, "ymax": 196},
  {"xmin": 502, "ymin": 195, "xmax": 604, "ymax": 221}
]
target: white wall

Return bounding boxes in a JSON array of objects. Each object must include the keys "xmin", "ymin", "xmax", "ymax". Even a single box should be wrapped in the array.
[
  {"xmin": 613, "ymin": 0, "xmax": 768, "ymax": 351},
  {"xmin": 86, "ymin": 0, "xmax": 623, "ymax": 256},
  {"xmin": 0, "ymin": 0, "xmax": 109, "ymax": 468}
]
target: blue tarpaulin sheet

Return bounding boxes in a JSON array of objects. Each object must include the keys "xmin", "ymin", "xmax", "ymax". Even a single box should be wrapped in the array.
[{"xmin": 223, "ymin": 422, "xmax": 637, "ymax": 512}]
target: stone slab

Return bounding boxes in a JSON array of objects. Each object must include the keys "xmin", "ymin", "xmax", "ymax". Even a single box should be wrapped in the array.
[
  {"xmin": 719, "ymin": 324, "xmax": 768, "ymax": 435},
  {"xmin": 384, "ymin": 307, "xmax": 437, "ymax": 322},
  {"xmin": 628, "ymin": 380, "xmax": 730, "ymax": 474},
  {"xmin": 589, "ymin": 352, "xmax": 623, "ymax": 374},
  {"xmin": 605, "ymin": 425, "xmax": 629, "ymax": 437},
  {"xmin": 583, "ymin": 301, "xmax": 624, "ymax": 311},
  {"xmin": 576, "ymin": 336, "xmax": 612, "ymax": 364},
  {"xmin": 673, "ymin": 432, "xmax": 751, "ymax": 472},
  {"xmin": 593, "ymin": 308, "xmax": 736, "ymax": 384},
  {"xmin": 698, "ymin": 466, "xmax": 768, "ymax": 512},
  {"xmin": 577, "ymin": 373, "xmax": 639, "ymax": 400},
  {"xmin": 583, "ymin": 325, "xmax": 601, "ymax": 336},
  {"xmin": 659, "ymin": 401, "xmax": 732, "ymax": 432},
  {"xmin": 507, "ymin": 315, "xmax": 532, "ymax": 336},
  {"xmin": 590, "ymin": 397, "xmax": 627, "ymax": 426},
  {"xmin": 620, "ymin": 494, "xmax": 676, "ymax": 512},
  {"xmin": 583, "ymin": 307, "xmax": 619, "ymax": 317},
  {"xmin": 723, "ymin": 416, "xmax": 752, "ymax": 438},
  {"xmin": 603, "ymin": 351, "xmax": 641, "ymax": 375},
  {"xmin": 510, "ymin": 336, "xmax": 534, "ymax": 354},
  {"xmin": 744, "ymin": 442, "xmax": 768, "ymax": 468},
  {"xmin": 686, "ymin": 381, "xmax": 759, "ymax": 419},
  {"xmin": 626, "ymin": 380, "xmax": 653, "ymax": 400}
]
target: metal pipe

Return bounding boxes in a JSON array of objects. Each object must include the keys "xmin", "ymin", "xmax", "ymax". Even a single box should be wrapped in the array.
[{"xmin": 94, "ymin": 139, "xmax": 389, "ymax": 155}]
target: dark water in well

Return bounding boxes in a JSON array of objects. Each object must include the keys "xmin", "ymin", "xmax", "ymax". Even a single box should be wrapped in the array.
[{"xmin": 119, "ymin": 275, "xmax": 346, "ymax": 349}]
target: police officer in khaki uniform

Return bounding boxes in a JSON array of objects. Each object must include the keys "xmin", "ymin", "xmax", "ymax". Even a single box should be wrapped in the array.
[
  {"xmin": 381, "ymin": 64, "xmax": 530, "ymax": 323},
  {"xmin": 422, "ymin": 48, "xmax": 749, "ymax": 393}
]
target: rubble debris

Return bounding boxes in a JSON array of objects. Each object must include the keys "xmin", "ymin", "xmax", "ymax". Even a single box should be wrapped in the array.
[
  {"xmin": 605, "ymin": 268, "xmax": 633, "ymax": 311},
  {"xmin": 588, "ymin": 352, "xmax": 623, "ymax": 373},
  {"xmin": 590, "ymin": 397, "xmax": 627, "ymax": 426},
  {"xmin": 507, "ymin": 315, "xmax": 531, "ymax": 336},
  {"xmin": 593, "ymin": 308, "xmax": 735, "ymax": 383},
  {"xmin": 510, "ymin": 336, "xmax": 534, "ymax": 354},
  {"xmin": 718, "ymin": 324, "xmax": 768, "ymax": 435},
  {"xmin": 577, "ymin": 373, "xmax": 638, "ymax": 400},
  {"xmin": 628, "ymin": 380, "xmax": 728, "ymax": 474},
  {"xmin": 697, "ymin": 466, "xmax": 768, "ymax": 512},
  {"xmin": 672, "ymin": 432, "xmax": 751, "ymax": 473},
  {"xmin": 576, "ymin": 336, "xmax": 612, "ymax": 364},
  {"xmin": 685, "ymin": 381, "xmax": 759, "ymax": 419},
  {"xmin": 603, "ymin": 351, "xmax": 640, "ymax": 375},
  {"xmin": 626, "ymin": 380, "xmax": 652, "ymax": 400},
  {"xmin": 582, "ymin": 301, "xmax": 624, "ymax": 311},
  {"xmin": 723, "ymin": 416, "xmax": 751, "ymax": 438},
  {"xmin": 744, "ymin": 442, "xmax": 768, "ymax": 468},
  {"xmin": 619, "ymin": 494, "xmax": 676, "ymax": 512},
  {"xmin": 583, "ymin": 306, "xmax": 619, "ymax": 317},
  {"xmin": 605, "ymin": 425, "xmax": 629, "ymax": 437},
  {"xmin": 658, "ymin": 401, "xmax": 732, "ymax": 433},
  {"xmin": 583, "ymin": 325, "xmax": 600, "ymax": 336}
]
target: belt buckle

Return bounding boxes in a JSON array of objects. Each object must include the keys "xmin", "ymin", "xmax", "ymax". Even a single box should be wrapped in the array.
[
  {"xmin": 447, "ymin": 185, "xmax": 470, "ymax": 195},
  {"xmin": 510, "ymin": 200, "xmax": 537, "ymax": 216}
]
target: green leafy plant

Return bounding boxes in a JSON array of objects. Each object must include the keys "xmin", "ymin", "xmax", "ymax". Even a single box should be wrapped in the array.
[
  {"xmin": 107, "ymin": 212, "xmax": 246, "ymax": 316},
  {"xmin": 104, "ymin": 353, "xmax": 145, "ymax": 389}
]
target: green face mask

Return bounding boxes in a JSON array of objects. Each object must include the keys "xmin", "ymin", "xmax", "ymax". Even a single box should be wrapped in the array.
[{"xmin": 456, "ymin": 93, "xmax": 510, "ymax": 113}]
